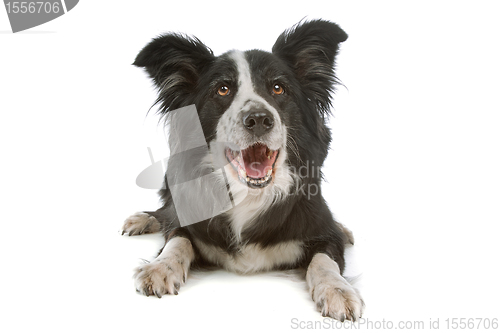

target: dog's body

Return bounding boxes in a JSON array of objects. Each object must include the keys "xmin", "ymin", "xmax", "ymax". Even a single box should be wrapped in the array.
[{"xmin": 123, "ymin": 20, "xmax": 364, "ymax": 321}]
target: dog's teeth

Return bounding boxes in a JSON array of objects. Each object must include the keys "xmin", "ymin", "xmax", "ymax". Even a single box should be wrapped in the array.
[
  {"xmin": 266, "ymin": 168, "xmax": 272, "ymax": 176},
  {"xmin": 267, "ymin": 149, "xmax": 273, "ymax": 159},
  {"xmin": 239, "ymin": 168, "xmax": 247, "ymax": 178},
  {"xmin": 245, "ymin": 176, "xmax": 273, "ymax": 185}
]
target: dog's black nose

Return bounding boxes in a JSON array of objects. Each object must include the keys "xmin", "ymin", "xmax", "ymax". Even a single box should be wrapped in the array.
[{"xmin": 242, "ymin": 110, "xmax": 274, "ymax": 136}]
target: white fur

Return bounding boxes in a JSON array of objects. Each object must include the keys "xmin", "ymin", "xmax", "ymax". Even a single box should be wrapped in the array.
[
  {"xmin": 122, "ymin": 212, "xmax": 160, "ymax": 235},
  {"xmin": 210, "ymin": 50, "xmax": 297, "ymax": 242},
  {"xmin": 306, "ymin": 253, "xmax": 364, "ymax": 321},
  {"xmin": 134, "ymin": 237, "xmax": 195, "ymax": 297},
  {"xmin": 223, "ymin": 156, "xmax": 296, "ymax": 242},
  {"xmin": 193, "ymin": 238, "xmax": 304, "ymax": 274}
]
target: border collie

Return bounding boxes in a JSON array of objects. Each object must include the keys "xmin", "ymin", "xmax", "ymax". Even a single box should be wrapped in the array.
[{"xmin": 123, "ymin": 19, "xmax": 364, "ymax": 321}]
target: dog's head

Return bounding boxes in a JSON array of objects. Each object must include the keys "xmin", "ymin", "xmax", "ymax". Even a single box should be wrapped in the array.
[{"xmin": 134, "ymin": 20, "xmax": 347, "ymax": 196}]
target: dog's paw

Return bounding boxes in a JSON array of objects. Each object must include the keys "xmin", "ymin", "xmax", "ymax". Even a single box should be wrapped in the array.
[
  {"xmin": 336, "ymin": 222, "xmax": 355, "ymax": 245},
  {"xmin": 122, "ymin": 212, "xmax": 160, "ymax": 236},
  {"xmin": 312, "ymin": 280, "xmax": 364, "ymax": 322},
  {"xmin": 133, "ymin": 255, "xmax": 188, "ymax": 297}
]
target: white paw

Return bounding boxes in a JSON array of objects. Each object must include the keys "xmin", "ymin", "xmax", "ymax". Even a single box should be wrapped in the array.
[
  {"xmin": 307, "ymin": 253, "xmax": 365, "ymax": 322},
  {"xmin": 133, "ymin": 237, "xmax": 194, "ymax": 298},
  {"xmin": 122, "ymin": 212, "xmax": 160, "ymax": 236},
  {"xmin": 312, "ymin": 278, "xmax": 364, "ymax": 321},
  {"xmin": 134, "ymin": 255, "xmax": 188, "ymax": 297}
]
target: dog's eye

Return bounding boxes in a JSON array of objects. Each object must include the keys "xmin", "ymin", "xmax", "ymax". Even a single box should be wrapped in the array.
[
  {"xmin": 217, "ymin": 85, "xmax": 230, "ymax": 96},
  {"xmin": 272, "ymin": 83, "xmax": 284, "ymax": 95}
]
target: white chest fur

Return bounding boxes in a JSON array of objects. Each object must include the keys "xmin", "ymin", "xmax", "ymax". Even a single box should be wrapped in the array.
[{"xmin": 193, "ymin": 238, "xmax": 304, "ymax": 274}]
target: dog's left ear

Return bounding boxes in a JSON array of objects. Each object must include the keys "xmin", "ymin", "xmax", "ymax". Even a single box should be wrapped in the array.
[{"xmin": 272, "ymin": 20, "xmax": 348, "ymax": 114}]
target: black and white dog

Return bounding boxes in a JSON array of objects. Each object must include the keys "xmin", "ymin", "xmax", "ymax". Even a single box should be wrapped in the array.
[{"xmin": 123, "ymin": 19, "xmax": 364, "ymax": 321}]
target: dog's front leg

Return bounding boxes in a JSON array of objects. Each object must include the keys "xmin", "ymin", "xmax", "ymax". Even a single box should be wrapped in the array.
[
  {"xmin": 306, "ymin": 253, "xmax": 364, "ymax": 321},
  {"xmin": 134, "ymin": 236, "xmax": 194, "ymax": 297}
]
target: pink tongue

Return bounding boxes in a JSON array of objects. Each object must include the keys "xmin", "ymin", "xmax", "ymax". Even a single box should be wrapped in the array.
[{"xmin": 241, "ymin": 145, "xmax": 273, "ymax": 178}]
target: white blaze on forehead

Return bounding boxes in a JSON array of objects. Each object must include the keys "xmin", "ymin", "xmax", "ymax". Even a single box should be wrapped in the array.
[
  {"xmin": 228, "ymin": 50, "xmax": 280, "ymax": 118},
  {"xmin": 230, "ymin": 50, "xmax": 253, "ymax": 97}
]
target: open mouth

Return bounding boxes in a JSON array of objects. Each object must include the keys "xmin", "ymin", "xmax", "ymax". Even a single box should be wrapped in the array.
[{"xmin": 225, "ymin": 143, "xmax": 279, "ymax": 188}]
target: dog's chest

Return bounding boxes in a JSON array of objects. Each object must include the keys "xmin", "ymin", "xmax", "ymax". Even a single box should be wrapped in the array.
[
  {"xmin": 193, "ymin": 238, "xmax": 304, "ymax": 274},
  {"xmin": 192, "ymin": 180, "xmax": 304, "ymax": 273}
]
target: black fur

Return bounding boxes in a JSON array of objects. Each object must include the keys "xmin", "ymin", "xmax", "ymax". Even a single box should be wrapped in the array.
[{"xmin": 134, "ymin": 20, "xmax": 349, "ymax": 273}]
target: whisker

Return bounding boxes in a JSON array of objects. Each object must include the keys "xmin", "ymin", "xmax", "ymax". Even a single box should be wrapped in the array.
[{"xmin": 286, "ymin": 134, "xmax": 303, "ymax": 165}]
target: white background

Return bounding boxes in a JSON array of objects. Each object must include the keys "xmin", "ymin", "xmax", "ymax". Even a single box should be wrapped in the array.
[{"xmin": 1, "ymin": 1, "xmax": 499, "ymax": 332}]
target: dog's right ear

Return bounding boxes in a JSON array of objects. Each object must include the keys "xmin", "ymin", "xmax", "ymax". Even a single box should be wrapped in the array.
[{"xmin": 133, "ymin": 34, "xmax": 214, "ymax": 112}]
